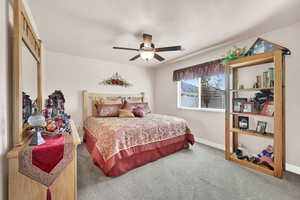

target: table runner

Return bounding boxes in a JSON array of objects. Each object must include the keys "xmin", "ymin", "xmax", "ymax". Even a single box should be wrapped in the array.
[{"xmin": 19, "ymin": 133, "xmax": 74, "ymax": 200}]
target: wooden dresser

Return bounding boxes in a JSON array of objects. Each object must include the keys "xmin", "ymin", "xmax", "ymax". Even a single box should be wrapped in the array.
[{"xmin": 7, "ymin": 120, "xmax": 81, "ymax": 200}]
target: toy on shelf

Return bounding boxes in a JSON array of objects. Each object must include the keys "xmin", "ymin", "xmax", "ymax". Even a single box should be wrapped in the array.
[
  {"xmin": 234, "ymin": 144, "xmax": 254, "ymax": 161},
  {"xmin": 253, "ymin": 145, "xmax": 274, "ymax": 170}
]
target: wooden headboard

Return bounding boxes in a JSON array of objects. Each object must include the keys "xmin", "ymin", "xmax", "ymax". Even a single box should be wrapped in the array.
[{"xmin": 82, "ymin": 90, "xmax": 145, "ymax": 122}]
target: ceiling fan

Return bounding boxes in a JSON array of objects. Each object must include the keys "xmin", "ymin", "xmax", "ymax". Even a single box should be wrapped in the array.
[{"xmin": 112, "ymin": 33, "xmax": 183, "ymax": 62}]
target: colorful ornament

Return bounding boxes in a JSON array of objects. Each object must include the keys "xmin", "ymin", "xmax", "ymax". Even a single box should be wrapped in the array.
[
  {"xmin": 100, "ymin": 72, "xmax": 132, "ymax": 87},
  {"xmin": 221, "ymin": 46, "xmax": 247, "ymax": 65}
]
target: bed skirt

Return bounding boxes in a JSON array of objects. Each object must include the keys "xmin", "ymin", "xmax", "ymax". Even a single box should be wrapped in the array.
[{"xmin": 84, "ymin": 129, "xmax": 194, "ymax": 177}]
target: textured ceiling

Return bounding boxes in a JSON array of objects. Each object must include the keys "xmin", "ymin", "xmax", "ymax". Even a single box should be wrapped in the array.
[{"xmin": 27, "ymin": 0, "xmax": 300, "ymax": 67}]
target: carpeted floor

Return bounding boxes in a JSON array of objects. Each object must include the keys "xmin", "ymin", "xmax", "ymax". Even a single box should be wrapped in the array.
[{"xmin": 77, "ymin": 143, "xmax": 300, "ymax": 200}]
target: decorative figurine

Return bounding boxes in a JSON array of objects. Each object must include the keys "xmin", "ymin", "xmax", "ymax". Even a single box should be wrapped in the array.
[
  {"xmin": 22, "ymin": 92, "xmax": 32, "ymax": 123},
  {"xmin": 43, "ymin": 90, "xmax": 71, "ymax": 135},
  {"xmin": 45, "ymin": 90, "xmax": 66, "ymax": 119},
  {"xmin": 239, "ymin": 84, "xmax": 245, "ymax": 90}
]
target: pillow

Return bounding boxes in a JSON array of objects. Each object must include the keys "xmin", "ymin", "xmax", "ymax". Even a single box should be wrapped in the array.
[
  {"xmin": 93, "ymin": 97, "xmax": 123, "ymax": 117},
  {"xmin": 95, "ymin": 103, "xmax": 122, "ymax": 117},
  {"xmin": 122, "ymin": 100, "xmax": 151, "ymax": 113},
  {"xmin": 132, "ymin": 107, "xmax": 146, "ymax": 117},
  {"xmin": 119, "ymin": 109, "xmax": 135, "ymax": 118}
]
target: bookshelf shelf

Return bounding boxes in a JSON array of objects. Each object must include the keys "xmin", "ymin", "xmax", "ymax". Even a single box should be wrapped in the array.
[
  {"xmin": 230, "ymin": 128, "xmax": 274, "ymax": 139},
  {"xmin": 229, "ymin": 154, "xmax": 274, "ymax": 176},
  {"xmin": 225, "ymin": 49, "xmax": 286, "ymax": 178},
  {"xmin": 231, "ymin": 112, "xmax": 274, "ymax": 118},
  {"xmin": 230, "ymin": 87, "xmax": 273, "ymax": 92},
  {"xmin": 228, "ymin": 52, "xmax": 274, "ymax": 69}
]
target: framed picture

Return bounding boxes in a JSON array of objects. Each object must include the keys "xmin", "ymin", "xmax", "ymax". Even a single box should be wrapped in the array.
[
  {"xmin": 233, "ymin": 98, "xmax": 247, "ymax": 113},
  {"xmin": 242, "ymin": 102, "xmax": 254, "ymax": 113},
  {"xmin": 256, "ymin": 121, "xmax": 267, "ymax": 134},
  {"xmin": 261, "ymin": 101, "xmax": 274, "ymax": 116},
  {"xmin": 238, "ymin": 116, "xmax": 249, "ymax": 130}
]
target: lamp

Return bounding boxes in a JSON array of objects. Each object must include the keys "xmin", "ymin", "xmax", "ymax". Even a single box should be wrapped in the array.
[
  {"xmin": 140, "ymin": 50, "xmax": 154, "ymax": 60},
  {"xmin": 28, "ymin": 112, "xmax": 45, "ymax": 146}
]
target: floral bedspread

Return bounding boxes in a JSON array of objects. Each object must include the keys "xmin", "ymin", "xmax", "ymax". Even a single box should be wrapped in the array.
[{"xmin": 84, "ymin": 114, "xmax": 191, "ymax": 161}]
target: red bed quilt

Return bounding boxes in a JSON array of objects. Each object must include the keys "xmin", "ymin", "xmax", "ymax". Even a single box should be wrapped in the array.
[{"xmin": 84, "ymin": 114, "xmax": 194, "ymax": 176}]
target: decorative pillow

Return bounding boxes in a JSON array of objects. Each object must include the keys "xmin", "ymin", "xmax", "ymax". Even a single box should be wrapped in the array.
[
  {"xmin": 122, "ymin": 100, "xmax": 151, "ymax": 113},
  {"xmin": 118, "ymin": 109, "xmax": 135, "ymax": 118},
  {"xmin": 95, "ymin": 103, "xmax": 122, "ymax": 117},
  {"xmin": 132, "ymin": 107, "xmax": 147, "ymax": 117}
]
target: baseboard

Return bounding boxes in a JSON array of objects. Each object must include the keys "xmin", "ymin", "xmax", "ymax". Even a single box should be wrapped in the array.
[
  {"xmin": 194, "ymin": 137, "xmax": 225, "ymax": 151},
  {"xmin": 286, "ymin": 164, "xmax": 300, "ymax": 175},
  {"xmin": 194, "ymin": 137, "xmax": 300, "ymax": 175}
]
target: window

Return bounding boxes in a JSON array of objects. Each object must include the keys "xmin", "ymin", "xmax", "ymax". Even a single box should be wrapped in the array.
[{"xmin": 178, "ymin": 74, "xmax": 225, "ymax": 111}]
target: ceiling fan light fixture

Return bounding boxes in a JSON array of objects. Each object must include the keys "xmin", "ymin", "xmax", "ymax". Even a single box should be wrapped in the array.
[
  {"xmin": 140, "ymin": 50, "xmax": 154, "ymax": 60},
  {"xmin": 112, "ymin": 33, "xmax": 181, "ymax": 62}
]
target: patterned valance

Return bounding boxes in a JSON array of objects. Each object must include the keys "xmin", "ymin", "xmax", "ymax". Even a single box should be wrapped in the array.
[{"xmin": 173, "ymin": 59, "xmax": 224, "ymax": 81}]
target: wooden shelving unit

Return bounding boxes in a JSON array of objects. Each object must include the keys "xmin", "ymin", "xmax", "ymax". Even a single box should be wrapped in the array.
[{"xmin": 225, "ymin": 50, "xmax": 287, "ymax": 178}]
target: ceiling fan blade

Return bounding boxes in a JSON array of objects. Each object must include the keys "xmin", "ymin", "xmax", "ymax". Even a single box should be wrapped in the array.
[
  {"xmin": 143, "ymin": 33, "xmax": 152, "ymax": 45},
  {"xmin": 154, "ymin": 54, "xmax": 165, "ymax": 62},
  {"xmin": 155, "ymin": 46, "xmax": 182, "ymax": 52},
  {"xmin": 113, "ymin": 47, "xmax": 139, "ymax": 51},
  {"xmin": 129, "ymin": 54, "xmax": 140, "ymax": 61}
]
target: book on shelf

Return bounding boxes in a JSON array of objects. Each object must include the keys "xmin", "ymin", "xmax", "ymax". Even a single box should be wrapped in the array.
[
  {"xmin": 268, "ymin": 67, "xmax": 274, "ymax": 87},
  {"xmin": 256, "ymin": 75, "xmax": 262, "ymax": 88},
  {"xmin": 262, "ymin": 68, "xmax": 274, "ymax": 88},
  {"xmin": 263, "ymin": 71, "xmax": 269, "ymax": 88}
]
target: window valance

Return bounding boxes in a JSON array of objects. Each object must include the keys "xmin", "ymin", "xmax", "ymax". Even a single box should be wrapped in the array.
[{"xmin": 172, "ymin": 59, "xmax": 224, "ymax": 81}]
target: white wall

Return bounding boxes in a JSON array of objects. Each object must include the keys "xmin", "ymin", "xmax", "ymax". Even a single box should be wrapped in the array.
[
  {"xmin": 44, "ymin": 50, "xmax": 155, "ymax": 136},
  {"xmin": 154, "ymin": 22, "xmax": 300, "ymax": 169},
  {"xmin": 0, "ymin": 0, "xmax": 11, "ymax": 199}
]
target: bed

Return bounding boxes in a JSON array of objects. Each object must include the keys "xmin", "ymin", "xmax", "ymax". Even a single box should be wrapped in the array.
[{"xmin": 82, "ymin": 90, "xmax": 194, "ymax": 176}]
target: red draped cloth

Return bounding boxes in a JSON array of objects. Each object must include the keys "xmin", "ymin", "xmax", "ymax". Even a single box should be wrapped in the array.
[
  {"xmin": 19, "ymin": 134, "xmax": 74, "ymax": 200},
  {"xmin": 32, "ymin": 135, "xmax": 65, "ymax": 173}
]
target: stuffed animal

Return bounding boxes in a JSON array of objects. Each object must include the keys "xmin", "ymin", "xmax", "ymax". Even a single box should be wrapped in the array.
[{"xmin": 253, "ymin": 145, "xmax": 274, "ymax": 170}]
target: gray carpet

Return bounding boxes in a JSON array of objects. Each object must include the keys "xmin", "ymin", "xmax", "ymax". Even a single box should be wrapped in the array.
[{"xmin": 77, "ymin": 143, "xmax": 300, "ymax": 200}]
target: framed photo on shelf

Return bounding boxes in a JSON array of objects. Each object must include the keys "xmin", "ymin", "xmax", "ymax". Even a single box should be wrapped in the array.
[
  {"xmin": 261, "ymin": 101, "xmax": 274, "ymax": 116},
  {"xmin": 256, "ymin": 121, "xmax": 267, "ymax": 134},
  {"xmin": 238, "ymin": 116, "xmax": 249, "ymax": 130},
  {"xmin": 242, "ymin": 102, "xmax": 254, "ymax": 113},
  {"xmin": 233, "ymin": 98, "xmax": 247, "ymax": 113}
]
